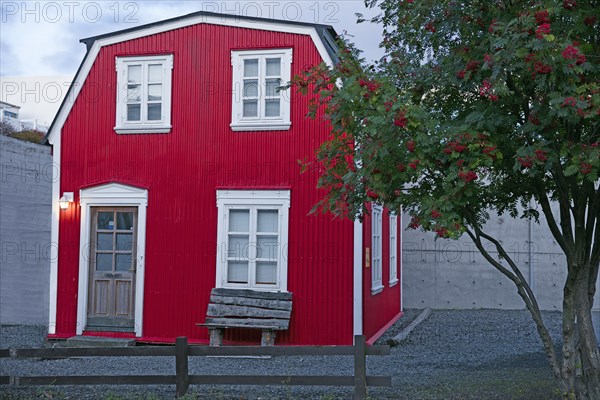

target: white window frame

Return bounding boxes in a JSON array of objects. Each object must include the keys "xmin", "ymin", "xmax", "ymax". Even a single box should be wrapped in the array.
[
  {"xmin": 371, "ymin": 204, "xmax": 384, "ymax": 294},
  {"xmin": 115, "ymin": 54, "xmax": 173, "ymax": 134},
  {"xmin": 389, "ymin": 213, "xmax": 399, "ymax": 287},
  {"xmin": 230, "ymin": 48, "xmax": 292, "ymax": 132},
  {"xmin": 216, "ymin": 190, "xmax": 290, "ymax": 292}
]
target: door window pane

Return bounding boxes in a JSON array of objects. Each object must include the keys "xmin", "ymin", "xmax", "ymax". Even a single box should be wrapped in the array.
[
  {"xmin": 257, "ymin": 236, "xmax": 278, "ymax": 259},
  {"xmin": 127, "ymin": 65, "xmax": 141, "ymax": 82},
  {"xmin": 243, "ymin": 100, "xmax": 258, "ymax": 117},
  {"xmin": 265, "ymin": 58, "xmax": 281, "ymax": 76},
  {"xmin": 244, "ymin": 59, "xmax": 258, "ymax": 77},
  {"xmin": 265, "ymin": 100, "xmax": 280, "ymax": 117},
  {"xmin": 229, "ymin": 210, "xmax": 249, "ymax": 232},
  {"xmin": 96, "ymin": 253, "xmax": 113, "ymax": 271},
  {"xmin": 116, "ymin": 254, "xmax": 132, "ymax": 272},
  {"xmin": 117, "ymin": 212, "xmax": 134, "ymax": 230},
  {"xmin": 97, "ymin": 212, "xmax": 114, "ymax": 230},
  {"xmin": 97, "ymin": 233, "xmax": 113, "ymax": 251},
  {"xmin": 228, "ymin": 235, "xmax": 249, "ymax": 258},
  {"xmin": 257, "ymin": 210, "xmax": 278, "ymax": 232},
  {"xmin": 256, "ymin": 262, "xmax": 277, "ymax": 284},
  {"xmin": 228, "ymin": 262, "xmax": 249, "ymax": 283},
  {"xmin": 127, "ymin": 104, "xmax": 141, "ymax": 121},
  {"xmin": 148, "ymin": 64, "xmax": 162, "ymax": 82},
  {"xmin": 147, "ymin": 104, "xmax": 162, "ymax": 121},
  {"xmin": 116, "ymin": 233, "xmax": 133, "ymax": 251}
]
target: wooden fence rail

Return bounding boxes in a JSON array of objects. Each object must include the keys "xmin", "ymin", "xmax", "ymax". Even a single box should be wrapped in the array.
[{"xmin": 0, "ymin": 335, "xmax": 391, "ymax": 399}]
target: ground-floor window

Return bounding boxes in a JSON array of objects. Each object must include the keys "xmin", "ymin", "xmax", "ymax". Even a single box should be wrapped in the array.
[{"xmin": 216, "ymin": 190, "xmax": 290, "ymax": 291}]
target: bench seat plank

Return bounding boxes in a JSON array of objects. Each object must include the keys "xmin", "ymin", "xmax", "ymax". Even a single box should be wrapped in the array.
[
  {"xmin": 209, "ymin": 294, "xmax": 292, "ymax": 312},
  {"xmin": 207, "ymin": 304, "xmax": 291, "ymax": 320},
  {"xmin": 202, "ymin": 317, "xmax": 290, "ymax": 330},
  {"xmin": 211, "ymin": 288, "xmax": 292, "ymax": 301}
]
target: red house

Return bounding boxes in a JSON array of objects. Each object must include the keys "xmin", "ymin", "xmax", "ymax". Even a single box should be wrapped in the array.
[{"xmin": 45, "ymin": 12, "xmax": 402, "ymax": 346}]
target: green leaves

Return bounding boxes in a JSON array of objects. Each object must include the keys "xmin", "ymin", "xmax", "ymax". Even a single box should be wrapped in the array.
[{"xmin": 290, "ymin": 0, "xmax": 599, "ymax": 237}]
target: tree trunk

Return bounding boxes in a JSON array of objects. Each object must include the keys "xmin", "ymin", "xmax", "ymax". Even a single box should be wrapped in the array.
[{"xmin": 573, "ymin": 268, "xmax": 600, "ymax": 400}]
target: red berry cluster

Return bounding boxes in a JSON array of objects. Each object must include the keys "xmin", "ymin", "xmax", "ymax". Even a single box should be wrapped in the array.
[
  {"xmin": 458, "ymin": 170, "xmax": 478, "ymax": 183},
  {"xmin": 562, "ymin": 44, "xmax": 586, "ymax": 67},
  {"xmin": 393, "ymin": 111, "xmax": 408, "ymax": 128}
]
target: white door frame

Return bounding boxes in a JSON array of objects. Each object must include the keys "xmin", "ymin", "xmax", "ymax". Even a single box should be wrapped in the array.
[{"xmin": 76, "ymin": 183, "xmax": 148, "ymax": 337}]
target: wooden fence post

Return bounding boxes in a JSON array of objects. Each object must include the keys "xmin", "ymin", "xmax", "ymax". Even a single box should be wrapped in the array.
[
  {"xmin": 353, "ymin": 335, "xmax": 367, "ymax": 400},
  {"xmin": 175, "ymin": 337, "xmax": 189, "ymax": 397}
]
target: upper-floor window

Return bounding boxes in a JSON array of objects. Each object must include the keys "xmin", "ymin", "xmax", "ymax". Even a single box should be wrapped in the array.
[
  {"xmin": 115, "ymin": 54, "xmax": 173, "ymax": 134},
  {"xmin": 371, "ymin": 204, "xmax": 384, "ymax": 294},
  {"xmin": 230, "ymin": 49, "xmax": 292, "ymax": 132}
]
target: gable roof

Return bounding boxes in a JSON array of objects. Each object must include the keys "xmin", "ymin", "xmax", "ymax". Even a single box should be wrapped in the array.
[{"xmin": 45, "ymin": 11, "xmax": 339, "ymax": 144}]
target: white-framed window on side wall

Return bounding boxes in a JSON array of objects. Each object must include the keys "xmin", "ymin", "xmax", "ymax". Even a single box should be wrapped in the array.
[
  {"xmin": 216, "ymin": 190, "xmax": 290, "ymax": 292},
  {"xmin": 230, "ymin": 48, "xmax": 292, "ymax": 132},
  {"xmin": 389, "ymin": 213, "xmax": 399, "ymax": 287},
  {"xmin": 371, "ymin": 204, "xmax": 383, "ymax": 294},
  {"xmin": 115, "ymin": 54, "xmax": 173, "ymax": 134}
]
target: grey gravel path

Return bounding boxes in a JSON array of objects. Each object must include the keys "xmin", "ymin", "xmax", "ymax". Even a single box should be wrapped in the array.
[{"xmin": 1, "ymin": 309, "xmax": 588, "ymax": 400}]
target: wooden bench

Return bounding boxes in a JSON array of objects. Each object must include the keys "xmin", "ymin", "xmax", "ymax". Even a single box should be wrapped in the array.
[{"xmin": 198, "ymin": 288, "xmax": 293, "ymax": 346}]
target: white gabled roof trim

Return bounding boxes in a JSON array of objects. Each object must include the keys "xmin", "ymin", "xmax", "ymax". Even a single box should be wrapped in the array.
[{"xmin": 46, "ymin": 15, "xmax": 335, "ymax": 145}]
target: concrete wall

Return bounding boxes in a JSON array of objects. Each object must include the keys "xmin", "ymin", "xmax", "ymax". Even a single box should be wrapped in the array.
[
  {"xmin": 402, "ymin": 206, "xmax": 600, "ymax": 311},
  {"xmin": 0, "ymin": 135, "xmax": 52, "ymax": 324}
]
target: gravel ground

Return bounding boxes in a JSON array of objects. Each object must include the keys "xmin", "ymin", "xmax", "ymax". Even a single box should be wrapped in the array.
[{"xmin": 1, "ymin": 310, "xmax": 595, "ymax": 400}]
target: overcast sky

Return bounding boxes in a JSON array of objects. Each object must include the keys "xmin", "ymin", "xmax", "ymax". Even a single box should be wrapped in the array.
[
  {"xmin": 1, "ymin": 0, "xmax": 383, "ymax": 77},
  {"xmin": 0, "ymin": 1, "xmax": 383, "ymax": 123}
]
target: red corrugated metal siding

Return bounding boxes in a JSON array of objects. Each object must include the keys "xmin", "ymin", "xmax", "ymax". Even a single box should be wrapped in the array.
[
  {"xmin": 55, "ymin": 24, "xmax": 355, "ymax": 345},
  {"xmin": 362, "ymin": 205, "xmax": 402, "ymax": 342}
]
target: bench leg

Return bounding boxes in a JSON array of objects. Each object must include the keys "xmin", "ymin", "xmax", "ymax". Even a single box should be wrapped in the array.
[
  {"xmin": 209, "ymin": 328, "xmax": 223, "ymax": 347},
  {"xmin": 261, "ymin": 330, "xmax": 276, "ymax": 346}
]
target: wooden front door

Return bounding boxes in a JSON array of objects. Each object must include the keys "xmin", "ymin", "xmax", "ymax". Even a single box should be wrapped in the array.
[{"xmin": 87, "ymin": 207, "xmax": 137, "ymax": 332}]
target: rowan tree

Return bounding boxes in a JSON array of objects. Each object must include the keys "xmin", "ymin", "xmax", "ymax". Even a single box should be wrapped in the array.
[{"xmin": 292, "ymin": 0, "xmax": 599, "ymax": 398}]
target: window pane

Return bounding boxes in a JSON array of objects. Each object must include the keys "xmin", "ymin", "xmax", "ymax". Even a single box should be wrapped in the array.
[
  {"xmin": 228, "ymin": 235, "xmax": 249, "ymax": 259},
  {"xmin": 116, "ymin": 253, "xmax": 132, "ymax": 272},
  {"xmin": 257, "ymin": 210, "xmax": 278, "ymax": 232},
  {"xmin": 117, "ymin": 212, "xmax": 134, "ymax": 230},
  {"xmin": 147, "ymin": 84, "xmax": 162, "ymax": 101},
  {"xmin": 257, "ymin": 236, "xmax": 278, "ymax": 259},
  {"xmin": 147, "ymin": 104, "xmax": 162, "ymax": 121},
  {"xmin": 256, "ymin": 262, "xmax": 277, "ymax": 284},
  {"xmin": 116, "ymin": 233, "xmax": 133, "ymax": 251},
  {"xmin": 266, "ymin": 58, "xmax": 281, "ymax": 76},
  {"xmin": 243, "ymin": 80, "xmax": 258, "ymax": 98},
  {"xmin": 127, "ymin": 65, "xmax": 141, "ymax": 82},
  {"xmin": 97, "ymin": 212, "xmax": 114, "ymax": 230},
  {"xmin": 243, "ymin": 100, "xmax": 258, "ymax": 117},
  {"xmin": 127, "ymin": 104, "xmax": 141, "ymax": 121},
  {"xmin": 127, "ymin": 85, "xmax": 141, "ymax": 102},
  {"xmin": 97, "ymin": 233, "xmax": 113, "ymax": 251},
  {"xmin": 228, "ymin": 262, "xmax": 248, "ymax": 283},
  {"xmin": 229, "ymin": 210, "xmax": 249, "ymax": 232},
  {"xmin": 265, "ymin": 100, "xmax": 280, "ymax": 117},
  {"xmin": 96, "ymin": 253, "xmax": 113, "ymax": 272},
  {"xmin": 265, "ymin": 79, "xmax": 280, "ymax": 97},
  {"xmin": 148, "ymin": 64, "xmax": 162, "ymax": 82},
  {"xmin": 244, "ymin": 59, "xmax": 258, "ymax": 77}
]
